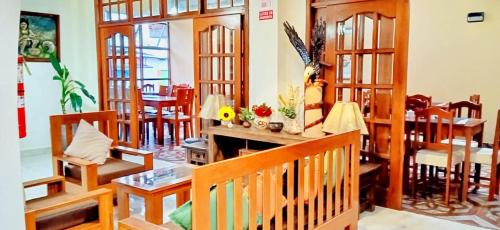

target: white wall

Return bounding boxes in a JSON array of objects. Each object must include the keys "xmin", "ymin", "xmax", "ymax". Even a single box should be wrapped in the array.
[
  {"xmin": 0, "ymin": 0, "xmax": 26, "ymax": 227},
  {"xmin": 408, "ymin": 0, "xmax": 500, "ymax": 142},
  {"xmin": 170, "ymin": 19, "xmax": 195, "ymax": 87},
  {"xmin": 249, "ymin": 0, "xmax": 306, "ymax": 122},
  {"xmin": 20, "ymin": 0, "xmax": 97, "ymax": 151}
]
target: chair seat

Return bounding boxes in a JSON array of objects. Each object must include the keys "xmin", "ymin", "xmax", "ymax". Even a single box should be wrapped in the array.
[
  {"xmin": 416, "ymin": 147, "xmax": 465, "ymax": 167},
  {"xmin": 26, "ymin": 192, "xmax": 98, "ymax": 230},
  {"xmin": 470, "ymin": 147, "xmax": 500, "ymax": 165},
  {"xmin": 441, "ymin": 139, "xmax": 479, "ymax": 148},
  {"xmin": 64, "ymin": 158, "xmax": 145, "ymax": 185},
  {"xmin": 162, "ymin": 114, "xmax": 192, "ymax": 121},
  {"xmin": 139, "ymin": 113, "xmax": 157, "ymax": 121}
]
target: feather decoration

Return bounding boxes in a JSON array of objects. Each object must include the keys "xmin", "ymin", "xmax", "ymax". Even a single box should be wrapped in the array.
[
  {"xmin": 283, "ymin": 21, "xmax": 311, "ymax": 65},
  {"xmin": 311, "ymin": 19, "xmax": 327, "ymax": 75}
]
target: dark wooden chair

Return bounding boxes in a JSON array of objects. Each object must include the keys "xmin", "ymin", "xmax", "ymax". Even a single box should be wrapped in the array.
[
  {"xmin": 407, "ymin": 94, "xmax": 432, "ymax": 107},
  {"xmin": 142, "ymin": 83, "xmax": 156, "ymax": 95},
  {"xmin": 469, "ymin": 94, "xmax": 480, "ymax": 104},
  {"xmin": 137, "ymin": 89, "xmax": 158, "ymax": 145},
  {"xmin": 50, "ymin": 111, "xmax": 153, "ymax": 192},
  {"xmin": 24, "ymin": 176, "xmax": 113, "ymax": 230},
  {"xmin": 163, "ymin": 88, "xmax": 195, "ymax": 146},
  {"xmin": 412, "ymin": 107, "xmax": 464, "ymax": 205},
  {"xmin": 470, "ymin": 109, "xmax": 499, "ymax": 200}
]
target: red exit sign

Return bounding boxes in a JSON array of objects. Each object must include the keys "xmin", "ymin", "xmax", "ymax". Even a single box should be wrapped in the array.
[{"xmin": 259, "ymin": 10, "xmax": 273, "ymax": 20}]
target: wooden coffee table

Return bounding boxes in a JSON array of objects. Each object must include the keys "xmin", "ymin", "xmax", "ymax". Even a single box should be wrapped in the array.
[{"xmin": 113, "ymin": 164, "xmax": 194, "ymax": 225}]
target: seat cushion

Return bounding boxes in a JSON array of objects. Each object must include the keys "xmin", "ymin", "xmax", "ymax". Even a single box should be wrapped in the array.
[
  {"xmin": 416, "ymin": 147, "xmax": 465, "ymax": 167},
  {"xmin": 441, "ymin": 139, "xmax": 479, "ymax": 148},
  {"xmin": 64, "ymin": 158, "xmax": 145, "ymax": 185},
  {"xmin": 26, "ymin": 192, "xmax": 98, "ymax": 230},
  {"xmin": 470, "ymin": 147, "xmax": 500, "ymax": 165}
]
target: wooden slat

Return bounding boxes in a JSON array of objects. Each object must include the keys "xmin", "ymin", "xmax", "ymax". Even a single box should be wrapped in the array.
[
  {"xmin": 298, "ymin": 158, "xmax": 305, "ymax": 230},
  {"xmin": 317, "ymin": 151, "xmax": 325, "ymax": 225},
  {"xmin": 65, "ymin": 124, "xmax": 73, "ymax": 146},
  {"xmin": 274, "ymin": 165, "xmax": 283, "ymax": 229},
  {"xmin": 248, "ymin": 173, "xmax": 257, "ymax": 230},
  {"xmin": 334, "ymin": 149, "xmax": 341, "ymax": 216},
  {"xmin": 234, "ymin": 177, "xmax": 243, "ymax": 230},
  {"xmin": 343, "ymin": 145, "xmax": 351, "ymax": 210},
  {"xmin": 216, "ymin": 182, "xmax": 227, "ymax": 230},
  {"xmin": 262, "ymin": 168, "xmax": 271, "ymax": 230},
  {"xmin": 308, "ymin": 155, "xmax": 316, "ymax": 230},
  {"xmin": 286, "ymin": 161, "xmax": 295, "ymax": 230},
  {"xmin": 326, "ymin": 150, "xmax": 333, "ymax": 218}
]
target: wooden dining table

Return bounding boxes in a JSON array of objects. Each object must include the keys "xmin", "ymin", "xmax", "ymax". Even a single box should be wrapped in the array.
[
  {"xmin": 405, "ymin": 115, "xmax": 486, "ymax": 202},
  {"xmin": 142, "ymin": 95, "xmax": 176, "ymax": 145}
]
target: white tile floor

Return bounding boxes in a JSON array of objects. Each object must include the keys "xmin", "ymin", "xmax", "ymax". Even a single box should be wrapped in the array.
[{"xmin": 21, "ymin": 151, "xmax": 486, "ymax": 229}]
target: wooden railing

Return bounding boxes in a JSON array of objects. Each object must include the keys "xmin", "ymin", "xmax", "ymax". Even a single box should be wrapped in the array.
[{"xmin": 192, "ymin": 130, "xmax": 360, "ymax": 230}]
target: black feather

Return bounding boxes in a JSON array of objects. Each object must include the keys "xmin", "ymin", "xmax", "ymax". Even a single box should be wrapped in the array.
[
  {"xmin": 283, "ymin": 21, "xmax": 311, "ymax": 65},
  {"xmin": 311, "ymin": 18, "xmax": 327, "ymax": 75}
]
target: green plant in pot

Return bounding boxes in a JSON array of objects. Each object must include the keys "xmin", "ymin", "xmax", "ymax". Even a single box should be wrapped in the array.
[
  {"xmin": 238, "ymin": 107, "xmax": 255, "ymax": 128},
  {"xmin": 49, "ymin": 52, "xmax": 96, "ymax": 114}
]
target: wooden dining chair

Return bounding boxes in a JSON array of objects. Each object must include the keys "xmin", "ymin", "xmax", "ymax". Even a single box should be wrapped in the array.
[
  {"xmin": 158, "ymin": 85, "xmax": 171, "ymax": 96},
  {"xmin": 469, "ymin": 94, "xmax": 480, "ymax": 104},
  {"xmin": 469, "ymin": 109, "xmax": 500, "ymax": 200},
  {"xmin": 412, "ymin": 107, "xmax": 464, "ymax": 205},
  {"xmin": 171, "ymin": 84, "xmax": 189, "ymax": 97},
  {"xmin": 163, "ymin": 88, "xmax": 194, "ymax": 146},
  {"xmin": 142, "ymin": 84, "xmax": 155, "ymax": 95},
  {"xmin": 407, "ymin": 94, "xmax": 432, "ymax": 107},
  {"xmin": 137, "ymin": 89, "xmax": 157, "ymax": 145}
]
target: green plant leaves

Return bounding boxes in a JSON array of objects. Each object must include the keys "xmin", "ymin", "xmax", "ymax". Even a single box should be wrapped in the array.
[
  {"xmin": 69, "ymin": 92, "xmax": 83, "ymax": 113},
  {"xmin": 48, "ymin": 53, "xmax": 63, "ymax": 76}
]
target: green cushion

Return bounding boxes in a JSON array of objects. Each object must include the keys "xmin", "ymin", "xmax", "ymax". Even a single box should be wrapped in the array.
[
  {"xmin": 323, "ymin": 149, "xmax": 345, "ymax": 186},
  {"xmin": 169, "ymin": 181, "xmax": 251, "ymax": 230}
]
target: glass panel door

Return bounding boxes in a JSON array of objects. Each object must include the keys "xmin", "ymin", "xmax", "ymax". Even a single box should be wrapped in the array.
[
  {"xmin": 100, "ymin": 26, "xmax": 139, "ymax": 148},
  {"xmin": 194, "ymin": 14, "xmax": 242, "ymax": 135}
]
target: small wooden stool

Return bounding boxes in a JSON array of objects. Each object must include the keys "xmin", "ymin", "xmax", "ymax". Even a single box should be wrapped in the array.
[{"xmin": 183, "ymin": 142, "xmax": 208, "ymax": 165}]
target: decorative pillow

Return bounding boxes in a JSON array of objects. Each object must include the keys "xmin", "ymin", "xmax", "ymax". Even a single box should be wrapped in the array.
[
  {"xmin": 169, "ymin": 181, "xmax": 254, "ymax": 230},
  {"xmin": 64, "ymin": 119, "xmax": 113, "ymax": 165}
]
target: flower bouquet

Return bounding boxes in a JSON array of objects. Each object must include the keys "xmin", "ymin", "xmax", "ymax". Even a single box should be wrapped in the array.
[
  {"xmin": 278, "ymin": 85, "xmax": 303, "ymax": 134},
  {"xmin": 218, "ymin": 106, "xmax": 236, "ymax": 128},
  {"xmin": 238, "ymin": 107, "xmax": 255, "ymax": 128},
  {"xmin": 252, "ymin": 103, "xmax": 272, "ymax": 129}
]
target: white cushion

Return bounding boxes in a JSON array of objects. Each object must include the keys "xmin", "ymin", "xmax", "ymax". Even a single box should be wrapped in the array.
[
  {"xmin": 416, "ymin": 146, "xmax": 465, "ymax": 167},
  {"xmin": 470, "ymin": 148, "xmax": 500, "ymax": 165},
  {"xmin": 64, "ymin": 120, "xmax": 113, "ymax": 165},
  {"xmin": 441, "ymin": 139, "xmax": 479, "ymax": 148}
]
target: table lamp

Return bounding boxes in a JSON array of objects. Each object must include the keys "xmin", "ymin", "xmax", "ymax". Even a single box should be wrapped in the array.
[
  {"xmin": 322, "ymin": 102, "xmax": 369, "ymax": 135},
  {"xmin": 199, "ymin": 94, "xmax": 227, "ymax": 121}
]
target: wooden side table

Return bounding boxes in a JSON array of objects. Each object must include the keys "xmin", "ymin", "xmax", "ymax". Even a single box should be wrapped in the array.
[
  {"xmin": 113, "ymin": 164, "xmax": 195, "ymax": 225},
  {"xmin": 183, "ymin": 142, "xmax": 208, "ymax": 165}
]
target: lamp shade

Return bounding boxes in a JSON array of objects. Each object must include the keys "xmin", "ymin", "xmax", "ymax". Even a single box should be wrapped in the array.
[
  {"xmin": 322, "ymin": 102, "xmax": 368, "ymax": 135},
  {"xmin": 199, "ymin": 94, "xmax": 227, "ymax": 120}
]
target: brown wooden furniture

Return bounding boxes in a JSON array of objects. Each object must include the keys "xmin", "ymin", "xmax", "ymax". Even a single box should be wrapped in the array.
[
  {"xmin": 142, "ymin": 83, "xmax": 156, "ymax": 95},
  {"xmin": 158, "ymin": 85, "xmax": 171, "ymax": 96},
  {"xmin": 194, "ymin": 14, "xmax": 243, "ymax": 136},
  {"xmin": 312, "ymin": 0, "xmax": 409, "ymax": 209},
  {"xmin": 406, "ymin": 111, "xmax": 486, "ymax": 203},
  {"xmin": 206, "ymin": 125, "xmax": 310, "ymax": 163},
  {"xmin": 137, "ymin": 89, "xmax": 158, "ymax": 145},
  {"xmin": 407, "ymin": 94, "xmax": 432, "ymax": 107},
  {"xmin": 163, "ymin": 88, "xmax": 195, "ymax": 146},
  {"xmin": 50, "ymin": 111, "xmax": 153, "ymax": 192},
  {"xmin": 24, "ymin": 176, "xmax": 113, "ymax": 230},
  {"xmin": 119, "ymin": 130, "xmax": 361, "ymax": 229},
  {"xmin": 469, "ymin": 94, "xmax": 480, "ymax": 104},
  {"xmin": 448, "ymin": 100, "xmax": 482, "ymax": 119},
  {"xmin": 411, "ymin": 107, "xmax": 463, "ymax": 205},
  {"xmin": 183, "ymin": 141, "xmax": 209, "ymax": 165},
  {"xmin": 142, "ymin": 95, "xmax": 176, "ymax": 144},
  {"xmin": 469, "ymin": 109, "xmax": 500, "ymax": 201},
  {"xmin": 114, "ymin": 164, "xmax": 195, "ymax": 225}
]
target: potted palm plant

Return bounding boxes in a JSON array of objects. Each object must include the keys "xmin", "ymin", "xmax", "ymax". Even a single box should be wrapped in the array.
[{"xmin": 49, "ymin": 52, "xmax": 96, "ymax": 114}]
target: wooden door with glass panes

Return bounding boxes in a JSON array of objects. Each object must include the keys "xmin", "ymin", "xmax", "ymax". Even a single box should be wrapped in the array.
[
  {"xmin": 194, "ymin": 14, "xmax": 242, "ymax": 135},
  {"xmin": 316, "ymin": 0, "xmax": 408, "ymax": 209},
  {"xmin": 99, "ymin": 26, "xmax": 139, "ymax": 148}
]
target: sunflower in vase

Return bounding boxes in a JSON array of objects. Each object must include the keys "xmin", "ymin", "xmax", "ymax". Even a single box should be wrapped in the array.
[
  {"xmin": 252, "ymin": 103, "xmax": 273, "ymax": 130},
  {"xmin": 218, "ymin": 106, "xmax": 236, "ymax": 128}
]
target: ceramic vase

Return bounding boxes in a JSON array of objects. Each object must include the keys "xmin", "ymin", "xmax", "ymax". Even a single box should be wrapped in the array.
[
  {"xmin": 242, "ymin": 121, "xmax": 252, "ymax": 128},
  {"xmin": 254, "ymin": 116, "xmax": 270, "ymax": 130},
  {"xmin": 284, "ymin": 117, "xmax": 302, "ymax": 135}
]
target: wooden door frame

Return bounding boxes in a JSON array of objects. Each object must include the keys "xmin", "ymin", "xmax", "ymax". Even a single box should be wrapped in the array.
[
  {"xmin": 307, "ymin": 0, "xmax": 409, "ymax": 210},
  {"xmin": 99, "ymin": 25, "xmax": 140, "ymax": 148},
  {"xmin": 193, "ymin": 14, "xmax": 243, "ymax": 136}
]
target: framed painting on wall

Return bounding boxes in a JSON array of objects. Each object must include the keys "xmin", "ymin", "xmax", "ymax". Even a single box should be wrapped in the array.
[{"xmin": 18, "ymin": 11, "xmax": 60, "ymax": 62}]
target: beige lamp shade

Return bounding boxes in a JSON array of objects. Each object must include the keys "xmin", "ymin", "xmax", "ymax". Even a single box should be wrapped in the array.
[
  {"xmin": 199, "ymin": 94, "xmax": 227, "ymax": 120},
  {"xmin": 322, "ymin": 102, "xmax": 368, "ymax": 135}
]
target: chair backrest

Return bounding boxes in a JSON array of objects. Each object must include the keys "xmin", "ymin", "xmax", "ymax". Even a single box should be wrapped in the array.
[
  {"xmin": 136, "ymin": 89, "xmax": 147, "ymax": 121},
  {"xmin": 142, "ymin": 84, "xmax": 155, "ymax": 94},
  {"xmin": 50, "ymin": 111, "xmax": 119, "ymax": 157},
  {"xmin": 362, "ymin": 90, "xmax": 370, "ymax": 115},
  {"xmin": 492, "ymin": 110, "xmax": 500, "ymax": 163},
  {"xmin": 175, "ymin": 88, "xmax": 195, "ymax": 117},
  {"xmin": 448, "ymin": 100, "xmax": 482, "ymax": 119},
  {"xmin": 172, "ymin": 84, "xmax": 189, "ymax": 97},
  {"xmin": 414, "ymin": 107, "xmax": 453, "ymax": 153},
  {"xmin": 407, "ymin": 94, "xmax": 432, "ymax": 107},
  {"xmin": 405, "ymin": 96, "xmax": 428, "ymax": 112},
  {"xmin": 159, "ymin": 85, "xmax": 171, "ymax": 96},
  {"xmin": 469, "ymin": 94, "xmax": 480, "ymax": 104}
]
